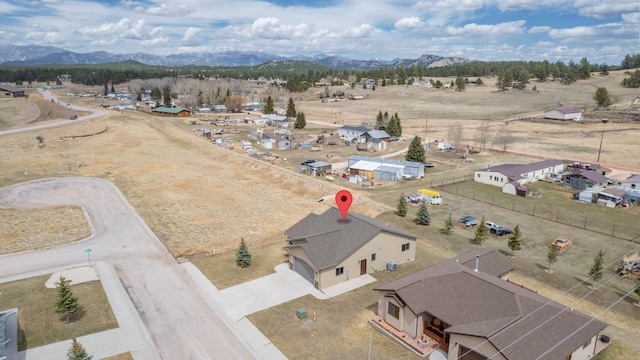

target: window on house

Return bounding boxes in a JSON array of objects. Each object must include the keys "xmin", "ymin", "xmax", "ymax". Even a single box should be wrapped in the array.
[
  {"xmin": 476, "ymin": 173, "xmax": 480, "ymax": 178},
  {"xmin": 335, "ymin": 267, "xmax": 344, "ymax": 276},
  {"xmin": 501, "ymin": 178, "xmax": 504, "ymax": 182},
  {"xmin": 387, "ymin": 302, "xmax": 400, "ymax": 319},
  {"xmin": 402, "ymin": 243, "xmax": 410, "ymax": 251},
  {"xmin": 489, "ymin": 176, "xmax": 493, "ymax": 180},
  {"xmin": 582, "ymin": 338, "xmax": 592, "ymax": 349},
  {"xmin": 632, "ymin": 184, "xmax": 636, "ymax": 189},
  {"xmin": 371, "ymin": 253, "xmax": 376, "ymax": 261}
]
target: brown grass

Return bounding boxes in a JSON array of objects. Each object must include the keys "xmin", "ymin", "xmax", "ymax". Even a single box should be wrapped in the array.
[
  {"xmin": 102, "ymin": 353, "xmax": 134, "ymax": 360},
  {"xmin": 0, "ymin": 275, "xmax": 118, "ymax": 350},
  {"xmin": 0, "ymin": 206, "xmax": 90, "ymax": 254}
]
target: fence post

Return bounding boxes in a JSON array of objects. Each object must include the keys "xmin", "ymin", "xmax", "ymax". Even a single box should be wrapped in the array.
[
  {"xmin": 556, "ymin": 210, "xmax": 559, "ymax": 222},
  {"xmin": 583, "ymin": 217, "xmax": 588, "ymax": 229},
  {"xmin": 612, "ymin": 224, "xmax": 615, "ymax": 237},
  {"xmin": 492, "ymin": 194, "xmax": 495, "ymax": 204},
  {"xmin": 533, "ymin": 205, "xmax": 536, "ymax": 216},
  {"xmin": 473, "ymin": 190, "xmax": 476, "ymax": 199},
  {"xmin": 512, "ymin": 199, "xmax": 515, "ymax": 210},
  {"xmin": 456, "ymin": 185, "xmax": 459, "ymax": 194}
]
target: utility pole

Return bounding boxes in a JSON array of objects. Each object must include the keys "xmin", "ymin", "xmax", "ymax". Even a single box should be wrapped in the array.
[
  {"xmin": 424, "ymin": 114, "xmax": 428, "ymax": 143},
  {"xmin": 597, "ymin": 129, "xmax": 604, "ymax": 162}
]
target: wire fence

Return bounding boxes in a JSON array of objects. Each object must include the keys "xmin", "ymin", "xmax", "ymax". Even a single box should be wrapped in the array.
[{"xmin": 430, "ymin": 177, "xmax": 638, "ymax": 242}]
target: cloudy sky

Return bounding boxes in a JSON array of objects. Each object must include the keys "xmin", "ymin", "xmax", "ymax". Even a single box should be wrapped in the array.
[{"xmin": 1, "ymin": 0, "xmax": 638, "ymax": 65}]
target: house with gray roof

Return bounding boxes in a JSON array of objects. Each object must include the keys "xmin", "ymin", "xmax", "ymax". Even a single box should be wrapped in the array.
[
  {"xmin": 474, "ymin": 159, "xmax": 565, "ymax": 195},
  {"xmin": 285, "ymin": 207, "xmax": 418, "ymax": 291},
  {"xmin": 338, "ymin": 125, "xmax": 371, "ymax": 142},
  {"xmin": 151, "ymin": 106, "xmax": 191, "ymax": 117},
  {"xmin": 347, "ymin": 155, "xmax": 424, "ymax": 181},
  {"xmin": 0, "ymin": 84, "xmax": 25, "ymax": 98},
  {"xmin": 372, "ymin": 250, "xmax": 609, "ymax": 360},
  {"xmin": 619, "ymin": 174, "xmax": 640, "ymax": 190}
]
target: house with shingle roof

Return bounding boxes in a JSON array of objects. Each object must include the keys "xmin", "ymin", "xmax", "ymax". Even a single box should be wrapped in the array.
[
  {"xmin": 545, "ymin": 107, "xmax": 583, "ymax": 121},
  {"xmin": 474, "ymin": 159, "xmax": 565, "ymax": 195},
  {"xmin": 563, "ymin": 170, "xmax": 609, "ymax": 190},
  {"xmin": 338, "ymin": 125, "xmax": 371, "ymax": 143},
  {"xmin": 285, "ymin": 207, "xmax": 418, "ymax": 291},
  {"xmin": 372, "ymin": 250, "xmax": 609, "ymax": 360}
]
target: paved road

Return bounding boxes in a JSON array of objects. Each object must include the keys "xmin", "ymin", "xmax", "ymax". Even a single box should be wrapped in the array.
[
  {"xmin": 0, "ymin": 88, "xmax": 107, "ymax": 136},
  {"xmin": 0, "ymin": 178, "xmax": 254, "ymax": 359}
]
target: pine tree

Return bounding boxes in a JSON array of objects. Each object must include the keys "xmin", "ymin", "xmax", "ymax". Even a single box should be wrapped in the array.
[
  {"xmin": 440, "ymin": 213, "xmax": 454, "ymax": 235},
  {"xmin": 263, "ymin": 96, "xmax": 274, "ymax": 114},
  {"xmin": 415, "ymin": 203, "xmax": 431, "ymax": 225},
  {"xmin": 507, "ymin": 225, "xmax": 522, "ymax": 257},
  {"xmin": 547, "ymin": 245, "xmax": 559, "ymax": 272},
  {"xmin": 588, "ymin": 249, "xmax": 605, "ymax": 288},
  {"xmin": 593, "ymin": 87, "xmax": 612, "ymax": 108},
  {"xmin": 294, "ymin": 111, "xmax": 306, "ymax": 129},
  {"xmin": 394, "ymin": 112, "xmax": 402, "ymax": 136},
  {"xmin": 110, "ymin": 84, "xmax": 115, "ymax": 93},
  {"xmin": 375, "ymin": 111, "xmax": 385, "ymax": 130},
  {"xmin": 162, "ymin": 87, "xmax": 171, "ymax": 107},
  {"xmin": 396, "ymin": 193, "xmax": 407, "ymax": 217},
  {"xmin": 386, "ymin": 116, "xmax": 399, "ymax": 137},
  {"xmin": 55, "ymin": 276, "xmax": 79, "ymax": 322},
  {"xmin": 406, "ymin": 136, "xmax": 425, "ymax": 163},
  {"xmin": 286, "ymin": 97, "xmax": 297, "ymax": 118},
  {"xmin": 236, "ymin": 238, "xmax": 252, "ymax": 268},
  {"xmin": 473, "ymin": 217, "xmax": 489, "ymax": 245},
  {"xmin": 67, "ymin": 338, "xmax": 93, "ymax": 360},
  {"xmin": 103, "ymin": 84, "xmax": 108, "ymax": 96}
]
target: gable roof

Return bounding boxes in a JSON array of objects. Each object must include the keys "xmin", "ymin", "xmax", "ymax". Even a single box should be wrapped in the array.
[
  {"xmin": 152, "ymin": 106, "xmax": 189, "ymax": 114},
  {"xmin": 555, "ymin": 107, "xmax": 582, "ymax": 114},
  {"xmin": 577, "ymin": 170, "xmax": 609, "ymax": 184},
  {"xmin": 339, "ymin": 125, "xmax": 370, "ymax": 133},
  {"xmin": 285, "ymin": 207, "xmax": 417, "ymax": 270},
  {"xmin": 477, "ymin": 159, "xmax": 564, "ymax": 181},
  {"xmin": 374, "ymin": 250, "xmax": 607, "ymax": 360},
  {"xmin": 620, "ymin": 174, "xmax": 640, "ymax": 183},
  {"xmin": 366, "ymin": 129, "xmax": 390, "ymax": 139}
]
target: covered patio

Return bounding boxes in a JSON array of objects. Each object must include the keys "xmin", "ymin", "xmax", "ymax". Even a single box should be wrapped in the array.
[{"xmin": 369, "ymin": 315, "xmax": 445, "ymax": 359}]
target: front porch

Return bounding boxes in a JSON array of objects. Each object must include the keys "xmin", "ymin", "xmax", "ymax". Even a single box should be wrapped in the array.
[{"xmin": 369, "ymin": 316, "xmax": 444, "ymax": 358}]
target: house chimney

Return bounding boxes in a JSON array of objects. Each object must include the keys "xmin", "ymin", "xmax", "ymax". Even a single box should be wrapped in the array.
[{"xmin": 474, "ymin": 255, "xmax": 479, "ymax": 272}]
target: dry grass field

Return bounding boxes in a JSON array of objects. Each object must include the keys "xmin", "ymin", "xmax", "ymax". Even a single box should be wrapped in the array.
[{"xmin": 1, "ymin": 71, "xmax": 639, "ymax": 358}]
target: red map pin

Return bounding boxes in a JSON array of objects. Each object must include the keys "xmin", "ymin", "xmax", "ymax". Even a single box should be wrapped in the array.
[{"xmin": 335, "ymin": 190, "xmax": 353, "ymax": 221}]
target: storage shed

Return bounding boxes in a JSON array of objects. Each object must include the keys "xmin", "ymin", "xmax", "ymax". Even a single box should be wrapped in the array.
[{"xmin": 307, "ymin": 161, "xmax": 332, "ymax": 176}]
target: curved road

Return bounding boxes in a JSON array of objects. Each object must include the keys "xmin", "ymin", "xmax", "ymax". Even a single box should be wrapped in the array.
[{"xmin": 0, "ymin": 178, "xmax": 253, "ymax": 359}]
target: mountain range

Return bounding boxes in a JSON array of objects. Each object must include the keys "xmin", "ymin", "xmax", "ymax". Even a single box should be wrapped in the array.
[{"xmin": 0, "ymin": 45, "xmax": 477, "ymax": 69}]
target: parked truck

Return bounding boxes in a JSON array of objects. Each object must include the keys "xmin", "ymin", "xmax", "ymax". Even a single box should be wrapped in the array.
[{"xmin": 418, "ymin": 188, "xmax": 442, "ymax": 205}]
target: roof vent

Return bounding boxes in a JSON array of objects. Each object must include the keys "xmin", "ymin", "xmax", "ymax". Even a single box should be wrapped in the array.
[{"xmin": 474, "ymin": 254, "xmax": 479, "ymax": 272}]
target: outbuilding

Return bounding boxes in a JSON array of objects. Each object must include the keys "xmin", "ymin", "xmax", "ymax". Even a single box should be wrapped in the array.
[
  {"xmin": 151, "ymin": 107, "xmax": 191, "ymax": 117},
  {"xmin": 545, "ymin": 107, "xmax": 582, "ymax": 121},
  {"xmin": 0, "ymin": 84, "xmax": 25, "ymax": 97}
]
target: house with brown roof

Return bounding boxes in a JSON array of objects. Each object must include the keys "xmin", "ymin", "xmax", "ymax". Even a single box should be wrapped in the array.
[
  {"xmin": 372, "ymin": 250, "xmax": 609, "ymax": 360},
  {"xmin": 545, "ymin": 107, "xmax": 583, "ymax": 121},
  {"xmin": 284, "ymin": 207, "xmax": 418, "ymax": 291},
  {"xmin": 0, "ymin": 84, "xmax": 25, "ymax": 98},
  {"xmin": 563, "ymin": 170, "xmax": 609, "ymax": 190},
  {"xmin": 474, "ymin": 159, "xmax": 565, "ymax": 195}
]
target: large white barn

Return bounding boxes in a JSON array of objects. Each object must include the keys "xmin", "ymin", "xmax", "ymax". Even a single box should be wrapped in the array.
[
  {"xmin": 474, "ymin": 159, "xmax": 565, "ymax": 195},
  {"xmin": 545, "ymin": 107, "xmax": 582, "ymax": 121}
]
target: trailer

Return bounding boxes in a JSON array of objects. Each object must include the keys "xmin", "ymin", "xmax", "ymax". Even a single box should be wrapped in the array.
[{"xmin": 418, "ymin": 188, "xmax": 442, "ymax": 205}]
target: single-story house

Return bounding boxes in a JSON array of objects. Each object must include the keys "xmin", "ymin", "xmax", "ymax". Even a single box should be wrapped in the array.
[
  {"xmin": 347, "ymin": 155, "xmax": 425, "ymax": 181},
  {"xmin": 563, "ymin": 170, "xmax": 609, "ymax": 190},
  {"xmin": 306, "ymin": 161, "xmax": 332, "ymax": 176},
  {"xmin": 596, "ymin": 188, "xmax": 627, "ymax": 207},
  {"xmin": 0, "ymin": 84, "xmax": 25, "ymax": 97},
  {"xmin": 619, "ymin": 174, "xmax": 640, "ymax": 190},
  {"xmin": 372, "ymin": 250, "xmax": 609, "ymax": 360},
  {"xmin": 363, "ymin": 129, "xmax": 390, "ymax": 142},
  {"xmin": 213, "ymin": 105, "xmax": 228, "ymax": 113},
  {"xmin": 261, "ymin": 135, "xmax": 276, "ymax": 149},
  {"xmin": 151, "ymin": 107, "xmax": 191, "ymax": 117},
  {"xmin": 285, "ymin": 207, "xmax": 418, "ymax": 291},
  {"xmin": 545, "ymin": 107, "xmax": 582, "ymax": 121},
  {"xmin": 367, "ymin": 138, "xmax": 388, "ymax": 151},
  {"xmin": 243, "ymin": 102, "xmax": 262, "ymax": 111},
  {"xmin": 0, "ymin": 308, "xmax": 18, "ymax": 360},
  {"xmin": 276, "ymin": 138, "xmax": 291, "ymax": 150},
  {"xmin": 272, "ymin": 118, "xmax": 289, "ymax": 128},
  {"xmin": 240, "ymin": 140, "xmax": 252, "ymax": 151},
  {"xmin": 474, "ymin": 159, "xmax": 565, "ymax": 194},
  {"xmin": 260, "ymin": 114, "xmax": 288, "ymax": 126},
  {"xmin": 338, "ymin": 125, "xmax": 370, "ymax": 142}
]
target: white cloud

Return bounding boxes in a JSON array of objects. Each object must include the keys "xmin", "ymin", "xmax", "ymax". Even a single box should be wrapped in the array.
[
  {"xmin": 140, "ymin": 37, "xmax": 169, "ymax": 46},
  {"xmin": 529, "ymin": 26, "xmax": 551, "ymax": 34},
  {"xmin": 344, "ymin": 24, "xmax": 376, "ymax": 38},
  {"xmin": 496, "ymin": 0, "xmax": 565, "ymax": 11},
  {"xmin": 415, "ymin": 0, "xmax": 483, "ymax": 12},
  {"xmin": 144, "ymin": 3, "xmax": 196, "ymax": 16},
  {"xmin": 574, "ymin": 0, "xmax": 638, "ymax": 19},
  {"xmin": 622, "ymin": 12, "xmax": 640, "ymax": 23},
  {"xmin": 248, "ymin": 17, "xmax": 313, "ymax": 39},
  {"xmin": 446, "ymin": 20, "xmax": 526, "ymax": 36},
  {"xmin": 182, "ymin": 27, "xmax": 200, "ymax": 42},
  {"xmin": 79, "ymin": 18, "xmax": 161, "ymax": 40},
  {"xmin": 395, "ymin": 17, "xmax": 424, "ymax": 29}
]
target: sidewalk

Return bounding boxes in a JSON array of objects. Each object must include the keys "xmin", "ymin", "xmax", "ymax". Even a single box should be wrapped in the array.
[{"xmin": 16, "ymin": 262, "xmax": 160, "ymax": 360}]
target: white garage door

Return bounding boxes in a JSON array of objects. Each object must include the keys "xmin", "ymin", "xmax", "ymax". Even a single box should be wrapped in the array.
[{"xmin": 293, "ymin": 257, "xmax": 314, "ymax": 284}]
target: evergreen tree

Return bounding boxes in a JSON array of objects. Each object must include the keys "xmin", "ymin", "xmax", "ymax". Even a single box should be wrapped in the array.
[
  {"xmin": 263, "ymin": 96, "xmax": 274, "ymax": 114},
  {"xmin": 635, "ymin": 282, "xmax": 640, "ymax": 306},
  {"xmin": 415, "ymin": 203, "xmax": 431, "ymax": 225},
  {"xmin": 386, "ymin": 116, "xmax": 399, "ymax": 137},
  {"xmin": 473, "ymin": 217, "xmax": 489, "ymax": 245},
  {"xmin": 475, "ymin": 78, "xmax": 483, "ymax": 86},
  {"xmin": 162, "ymin": 87, "xmax": 171, "ymax": 107},
  {"xmin": 547, "ymin": 244, "xmax": 559, "ymax": 272},
  {"xmin": 286, "ymin": 97, "xmax": 297, "ymax": 118},
  {"xmin": 55, "ymin": 276, "xmax": 79, "ymax": 322},
  {"xmin": 103, "ymin": 84, "xmax": 108, "ymax": 96},
  {"xmin": 375, "ymin": 111, "xmax": 385, "ymax": 130},
  {"xmin": 110, "ymin": 84, "xmax": 115, "ymax": 93},
  {"xmin": 151, "ymin": 87, "xmax": 161, "ymax": 102},
  {"xmin": 588, "ymin": 249, "xmax": 605, "ymax": 288},
  {"xmin": 394, "ymin": 112, "xmax": 402, "ymax": 136},
  {"xmin": 236, "ymin": 238, "xmax": 252, "ymax": 268},
  {"xmin": 455, "ymin": 76, "xmax": 466, "ymax": 91},
  {"xmin": 440, "ymin": 213, "xmax": 454, "ymax": 235},
  {"xmin": 507, "ymin": 225, "xmax": 522, "ymax": 256},
  {"xmin": 396, "ymin": 193, "xmax": 407, "ymax": 217},
  {"xmin": 294, "ymin": 111, "xmax": 306, "ymax": 129},
  {"xmin": 67, "ymin": 338, "xmax": 93, "ymax": 360},
  {"xmin": 593, "ymin": 87, "xmax": 612, "ymax": 108},
  {"xmin": 406, "ymin": 136, "xmax": 425, "ymax": 163}
]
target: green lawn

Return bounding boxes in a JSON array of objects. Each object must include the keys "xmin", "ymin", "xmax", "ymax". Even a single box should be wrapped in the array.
[{"xmin": 0, "ymin": 275, "xmax": 118, "ymax": 351}]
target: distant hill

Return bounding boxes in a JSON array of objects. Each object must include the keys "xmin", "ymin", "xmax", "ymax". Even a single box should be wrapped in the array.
[{"xmin": 0, "ymin": 44, "xmax": 477, "ymax": 69}]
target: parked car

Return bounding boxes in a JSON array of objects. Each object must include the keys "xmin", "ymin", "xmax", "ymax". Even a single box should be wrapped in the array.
[
  {"xmin": 301, "ymin": 159, "xmax": 315, "ymax": 165},
  {"xmin": 551, "ymin": 237, "xmax": 572, "ymax": 250},
  {"xmin": 485, "ymin": 221, "xmax": 512, "ymax": 236},
  {"xmin": 459, "ymin": 215, "xmax": 478, "ymax": 227},
  {"xmin": 69, "ymin": 115, "xmax": 78, "ymax": 120},
  {"xmin": 424, "ymin": 162, "xmax": 436, "ymax": 168}
]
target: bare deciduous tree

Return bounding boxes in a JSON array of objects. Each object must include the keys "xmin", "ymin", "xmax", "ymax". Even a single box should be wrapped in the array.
[
  {"xmin": 493, "ymin": 126, "xmax": 515, "ymax": 153},
  {"xmin": 475, "ymin": 121, "xmax": 492, "ymax": 152},
  {"xmin": 447, "ymin": 123, "xmax": 464, "ymax": 149}
]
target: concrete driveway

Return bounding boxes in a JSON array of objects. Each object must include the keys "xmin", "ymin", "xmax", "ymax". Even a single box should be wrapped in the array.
[{"xmin": 0, "ymin": 177, "xmax": 254, "ymax": 359}]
